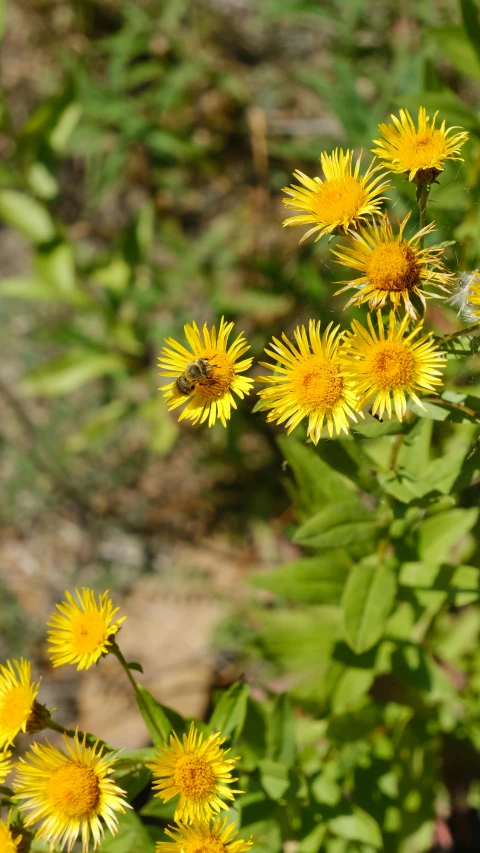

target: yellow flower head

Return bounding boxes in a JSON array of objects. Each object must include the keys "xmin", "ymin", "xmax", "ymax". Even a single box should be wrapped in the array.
[
  {"xmin": 257, "ymin": 320, "xmax": 361, "ymax": 443},
  {"xmin": 372, "ymin": 107, "xmax": 469, "ymax": 183},
  {"xmin": 0, "ymin": 660, "xmax": 40, "ymax": 749},
  {"xmin": 156, "ymin": 817, "xmax": 253, "ymax": 853},
  {"xmin": 0, "ymin": 749, "xmax": 13, "ymax": 784},
  {"xmin": 332, "ymin": 213, "xmax": 453, "ymax": 318},
  {"xmin": 147, "ymin": 722, "xmax": 240, "ymax": 823},
  {"xmin": 158, "ymin": 318, "xmax": 254, "ymax": 428},
  {"xmin": 13, "ymin": 732, "xmax": 129, "ymax": 853},
  {"xmin": 449, "ymin": 269, "xmax": 480, "ymax": 323},
  {"xmin": 47, "ymin": 588, "xmax": 125, "ymax": 671},
  {"xmin": 0, "ymin": 811, "xmax": 23, "ymax": 853},
  {"xmin": 344, "ymin": 311, "xmax": 446, "ymax": 420},
  {"xmin": 282, "ymin": 148, "xmax": 390, "ymax": 242}
]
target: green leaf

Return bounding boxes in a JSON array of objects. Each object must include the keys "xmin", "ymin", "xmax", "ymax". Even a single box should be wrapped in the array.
[
  {"xmin": 460, "ymin": 0, "xmax": 480, "ymax": 64},
  {"xmin": 278, "ymin": 436, "xmax": 355, "ymax": 516},
  {"xmin": 0, "ymin": 190, "xmax": 56, "ymax": 244},
  {"xmin": 100, "ymin": 808, "xmax": 154, "ymax": 853},
  {"xmin": 127, "ymin": 661, "xmax": 144, "ymax": 673},
  {"xmin": 209, "ymin": 682, "xmax": 249, "ymax": 740},
  {"xmin": 329, "ymin": 806, "xmax": 383, "ymax": 847},
  {"xmin": 249, "ymin": 553, "xmax": 350, "ymax": 605},
  {"xmin": 36, "ymin": 243, "xmax": 76, "ymax": 293},
  {"xmin": 257, "ymin": 607, "xmax": 341, "ymax": 671},
  {"xmin": 258, "ymin": 759, "xmax": 290, "ymax": 800},
  {"xmin": 342, "ymin": 556, "xmax": 397, "ymax": 654},
  {"xmin": 134, "ymin": 684, "xmax": 185, "ymax": 746},
  {"xmin": 23, "ymin": 351, "xmax": 126, "ymax": 396},
  {"xmin": 417, "ymin": 507, "xmax": 478, "ymax": 565},
  {"xmin": 267, "ymin": 694, "xmax": 296, "ymax": 768},
  {"xmin": 294, "ymin": 500, "xmax": 385, "ymax": 550},
  {"xmin": 430, "ymin": 26, "xmax": 480, "ymax": 79}
]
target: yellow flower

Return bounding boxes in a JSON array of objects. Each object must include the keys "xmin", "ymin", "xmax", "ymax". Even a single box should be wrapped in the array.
[
  {"xmin": 158, "ymin": 318, "xmax": 254, "ymax": 428},
  {"xmin": 13, "ymin": 732, "xmax": 129, "ymax": 853},
  {"xmin": 0, "ymin": 660, "xmax": 40, "ymax": 749},
  {"xmin": 257, "ymin": 320, "xmax": 361, "ymax": 443},
  {"xmin": 147, "ymin": 722, "xmax": 240, "ymax": 823},
  {"xmin": 156, "ymin": 817, "xmax": 253, "ymax": 853},
  {"xmin": 344, "ymin": 311, "xmax": 446, "ymax": 420},
  {"xmin": 47, "ymin": 588, "xmax": 125, "ymax": 671},
  {"xmin": 332, "ymin": 213, "xmax": 453, "ymax": 318},
  {"xmin": 449, "ymin": 269, "xmax": 480, "ymax": 322},
  {"xmin": 372, "ymin": 107, "xmax": 469, "ymax": 183},
  {"xmin": 0, "ymin": 811, "xmax": 23, "ymax": 853},
  {"xmin": 0, "ymin": 749, "xmax": 13, "ymax": 784},
  {"xmin": 282, "ymin": 148, "xmax": 390, "ymax": 242}
]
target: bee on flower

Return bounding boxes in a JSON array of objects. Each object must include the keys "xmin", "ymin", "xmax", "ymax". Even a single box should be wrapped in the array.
[
  {"xmin": 372, "ymin": 106, "xmax": 469, "ymax": 184},
  {"xmin": 282, "ymin": 148, "xmax": 390, "ymax": 243},
  {"xmin": 158, "ymin": 318, "xmax": 254, "ymax": 428}
]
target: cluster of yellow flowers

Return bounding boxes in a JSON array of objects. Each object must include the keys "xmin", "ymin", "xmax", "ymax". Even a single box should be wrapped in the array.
[
  {"xmin": 158, "ymin": 107, "xmax": 479, "ymax": 444},
  {"xmin": 0, "ymin": 589, "xmax": 248, "ymax": 853}
]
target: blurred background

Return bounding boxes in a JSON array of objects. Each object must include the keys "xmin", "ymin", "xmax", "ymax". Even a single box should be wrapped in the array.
[{"xmin": 1, "ymin": 0, "xmax": 480, "ymax": 749}]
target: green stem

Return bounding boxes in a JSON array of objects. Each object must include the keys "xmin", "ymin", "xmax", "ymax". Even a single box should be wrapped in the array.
[
  {"xmin": 111, "ymin": 642, "xmax": 164, "ymax": 745},
  {"xmin": 439, "ymin": 323, "xmax": 480, "ymax": 343},
  {"xmin": 417, "ymin": 183, "xmax": 430, "ymax": 246},
  {"xmin": 45, "ymin": 718, "xmax": 102, "ymax": 747}
]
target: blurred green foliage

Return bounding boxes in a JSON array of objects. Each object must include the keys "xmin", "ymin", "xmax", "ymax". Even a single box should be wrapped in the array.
[{"xmin": 4, "ymin": 0, "xmax": 480, "ymax": 850}]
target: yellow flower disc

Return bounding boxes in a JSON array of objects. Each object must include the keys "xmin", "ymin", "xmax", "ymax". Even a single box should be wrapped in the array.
[
  {"xmin": 147, "ymin": 722, "xmax": 240, "ymax": 824},
  {"xmin": 256, "ymin": 320, "xmax": 361, "ymax": 443},
  {"xmin": 282, "ymin": 148, "xmax": 390, "ymax": 242},
  {"xmin": 372, "ymin": 107, "xmax": 469, "ymax": 182},
  {"xmin": 158, "ymin": 318, "xmax": 254, "ymax": 428},
  {"xmin": 13, "ymin": 732, "xmax": 129, "ymax": 853},
  {"xmin": 47, "ymin": 588, "xmax": 125, "ymax": 671},
  {"xmin": 344, "ymin": 311, "xmax": 446, "ymax": 420},
  {"xmin": 156, "ymin": 818, "xmax": 253, "ymax": 853},
  {"xmin": 0, "ymin": 660, "xmax": 39, "ymax": 749},
  {"xmin": 332, "ymin": 213, "xmax": 453, "ymax": 318}
]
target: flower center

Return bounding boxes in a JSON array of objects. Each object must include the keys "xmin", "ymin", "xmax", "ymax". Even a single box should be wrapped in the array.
[
  {"xmin": 367, "ymin": 341, "xmax": 415, "ymax": 389},
  {"xmin": 0, "ymin": 822, "xmax": 18, "ymax": 853},
  {"xmin": 173, "ymin": 754, "xmax": 216, "ymax": 801},
  {"xmin": 185, "ymin": 838, "xmax": 226, "ymax": 853},
  {"xmin": 313, "ymin": 176, "xmax": 367, "ymax": 225},
  {"xmin": 69, "ymin": 612, "xmax": 107, "ymax": 656},
  {"xmin": 48, "ymin": 762, "xmax": 100, "ymax": 818},
  {"xmin": 291, "ymin": 356, "xmax": 344, "ymax": 409},
  {"xmin": 0, "ymin": 687, "xmax": 30, "ymax": 733},
  {"xmin": 194, "ymin": 348, "xmax": 235, "ymax": 399},
  {"xmin": 366, "ymin": 242, "xmax": 419, "ymax": 292},
  {"xmin": 399, "ymin": 130, "xmax": 447, "ymax": 169}
]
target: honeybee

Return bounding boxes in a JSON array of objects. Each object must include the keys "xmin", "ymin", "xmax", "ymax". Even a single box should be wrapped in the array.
[{"xmin": 175, "ymin": 358, "xmax": 215, "ymax": 396}]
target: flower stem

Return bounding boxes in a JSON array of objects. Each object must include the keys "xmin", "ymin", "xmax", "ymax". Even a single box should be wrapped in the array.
[
  {"xmin": 45, "ymin": 718, "xmax": 102, "ymax": 747},
  {"xmin": 440, "ymin": 323, "xmax": 480, "ymax": 343},
  {"xmin": 417, "ymin": 183, "xmax": 430, "ymax": 247},
  {"xmin": 111, "ymin": 642, "xmax": 164, "ymax": 745}
]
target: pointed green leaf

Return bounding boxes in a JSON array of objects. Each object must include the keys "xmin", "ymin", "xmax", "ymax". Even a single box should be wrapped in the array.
[
  {"xmin": 134, "ymin": 684, "xmax": 185, "ymax": 746},
  {"xmin": 342, "ymin": 556, "xmax": 397, "ymax": 654},
  {"xmin": 209, "ymin": 682, "xmax": 249, "ymax": 740}
]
